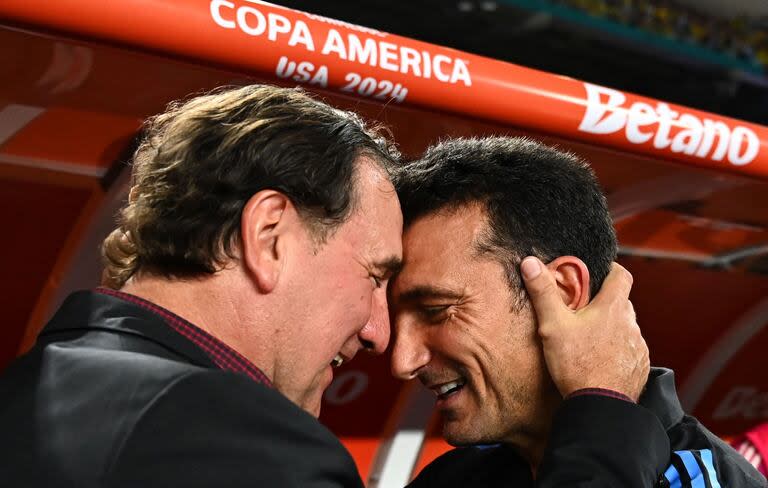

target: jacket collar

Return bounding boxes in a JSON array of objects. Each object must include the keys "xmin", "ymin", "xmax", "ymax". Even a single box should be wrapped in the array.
[
  {"xmin": 39, "ymin": 290, "xmax": 216, "ymax": 369},
  {"xmin": 640, "ymin": 367, "xmax": 685, "ymax": 431}
]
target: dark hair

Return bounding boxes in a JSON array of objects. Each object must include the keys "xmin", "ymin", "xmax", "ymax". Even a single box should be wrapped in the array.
[
  {"xmin": 394, "ymin": 136, "xmax": 616, "ymax": 303},
  {"xmin": 102, "ymin": 84, "xmax": 399, "ymax": 289}
]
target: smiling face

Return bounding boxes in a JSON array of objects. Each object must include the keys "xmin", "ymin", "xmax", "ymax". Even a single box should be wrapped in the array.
[
  {"xmin": 389, "ymin": 204, "xmax": 561, "ymax": 454},
  {"xmin": 274, "ymin": 158, "xmax": 403, "ymax": 417}
]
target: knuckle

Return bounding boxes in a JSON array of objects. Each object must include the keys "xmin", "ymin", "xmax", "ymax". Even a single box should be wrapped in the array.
[
  {"xmin": 620, "ymin": 266, "xmax": 634, "ymax": 287},
  {"xmin": 536, "ymin": 323, "xmax": 554, "ymax": 339}
]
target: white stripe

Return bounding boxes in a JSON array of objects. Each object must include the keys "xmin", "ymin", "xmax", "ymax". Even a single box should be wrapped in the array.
[
  {"xmin": 609, "ymin": 172, "xmax": 742, "ymax": 224},
  {"xmin": 372, "ymin": 429, "xmax": 426, "ymax": 487},
  {"xmin": 679, "ymin": 297, "xmax": 768, "ymax": 411},
  {"xmin": 36, "ymin": 43, "xmax": 93, "ymax": 94},
  {"xmin": 704, "ymin": 245, "xmax": 768, "ymax": 267},
  {"xmin": 0, "ymin": 104, "xmax": 45, "ymax": 145},
  {"xmin": 618, "ymin": 245, "xmax": 709, "ymax": 263},
  {"xmin": 736, "ymin": 442, "xmax": 749, "ymax": 455},
  {"xmin": 367, "ymin": 385, "xmax": 434, "ymax": 487},
  {"xmin": 744, "ymin": 446, "xmax": 756, "ymax": 461},
  {"xmin": 0, "ymin": 153, "xmax": 107, "ymax": 177}
]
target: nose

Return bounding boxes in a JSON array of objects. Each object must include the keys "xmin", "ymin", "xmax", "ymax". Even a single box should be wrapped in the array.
[
  {"xmin": 358, "ymin": 288, "xmax": 391, "ymax": 355},
  {"xmin": 390, "ymin": 314, "xmax": 430, "ymax": 380}
]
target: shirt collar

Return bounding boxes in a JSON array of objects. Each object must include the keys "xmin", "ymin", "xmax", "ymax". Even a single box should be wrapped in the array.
[{"xmin": 96, "ymin": 288, "xmax": 273, "ymax": 388}]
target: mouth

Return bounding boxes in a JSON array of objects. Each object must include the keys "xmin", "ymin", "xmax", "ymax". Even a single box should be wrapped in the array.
[
  {"xmin": 330, "ymin": 353, "xmax": 351, "ymax": 369},
  {"xmin": 429, "ymin": 378, "xmax": 467, "ymax": 400}
]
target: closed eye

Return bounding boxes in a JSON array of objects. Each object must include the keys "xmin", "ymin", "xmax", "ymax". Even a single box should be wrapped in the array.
[
  {"xmin": 419, "ymin": 305, "xmax": 451, "ymax": 322},
  {"xmin": 371, "ymin": 275, "xmax": 384, "ymax": 288}
]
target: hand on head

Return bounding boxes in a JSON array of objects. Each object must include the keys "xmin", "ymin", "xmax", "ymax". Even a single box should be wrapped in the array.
[{"xmin": 520, "ymin": 257, "xmax": 649, "ymax": 402}]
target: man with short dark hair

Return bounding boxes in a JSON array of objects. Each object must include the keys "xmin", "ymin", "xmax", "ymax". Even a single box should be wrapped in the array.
[{"xmin": 393, "ymin": 136, "xmax": 766, "ymax": 487}]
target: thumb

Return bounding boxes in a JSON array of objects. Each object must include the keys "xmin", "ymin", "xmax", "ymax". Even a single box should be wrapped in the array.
[{"xmin": 520, "ymin": 256, "xmax": 567, "ymax": 332}]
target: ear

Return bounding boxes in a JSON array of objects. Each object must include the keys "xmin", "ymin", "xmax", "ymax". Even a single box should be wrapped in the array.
[
  {"xmin": 544, "ymin": 256, "xmax": 591, "ymax": 310},
  {"xmin": 240, "ymin": 190, "xmax": 291, "ymax": 294}
]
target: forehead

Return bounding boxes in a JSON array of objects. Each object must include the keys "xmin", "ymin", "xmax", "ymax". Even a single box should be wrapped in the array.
[
  {"xmin": 395, "ymin": 204, "xmax": 489, "ymax": 291},
  {"xmin": 345, "ymin": 158, "xmax": 403, "ymax": 258}
]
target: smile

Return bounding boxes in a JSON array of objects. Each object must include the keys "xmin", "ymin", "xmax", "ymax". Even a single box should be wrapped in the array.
[
  {"xmin": 330, "ymin": 353, "xmax": 348, "ymax": 368},
  {"xmin": 430, "ymin": 378, "xmax": 466, "ymax": 399}
]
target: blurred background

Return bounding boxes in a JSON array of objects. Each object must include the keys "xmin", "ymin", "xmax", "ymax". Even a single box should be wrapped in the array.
[{"xmin": 278, "ymin": 0, "xmax": 768, "ymax": 125}]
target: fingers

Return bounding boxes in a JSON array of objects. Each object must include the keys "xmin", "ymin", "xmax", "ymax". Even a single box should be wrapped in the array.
[
  {"xmin": 620, "ymin": 300, "xmax": 640, "ymax": 334},
  {"xmin": 520, "ymin": 257, "xmax": 566, "ymax": 330},
  {"xmin": 590, "ymin": 262, "xmax": 633, "ymax": 309}
]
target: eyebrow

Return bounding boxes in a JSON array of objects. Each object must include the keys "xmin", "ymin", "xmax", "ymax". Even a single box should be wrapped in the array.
[
  {"xmin": 374, "ymin": 256, "xmax": 403, "ymax": 276},
  {"xmin": 396, "ymin": 285, "xmax": 464, "ymax": 303}
]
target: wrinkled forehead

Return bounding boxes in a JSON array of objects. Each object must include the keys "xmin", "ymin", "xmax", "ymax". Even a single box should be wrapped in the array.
[{"xmin": 349, "ymin": 157, "xmax": 403, "ymax": 258}]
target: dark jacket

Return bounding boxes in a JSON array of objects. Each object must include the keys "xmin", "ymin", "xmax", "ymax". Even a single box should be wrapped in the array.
[
  {"xmin": 409, "ymin": 369, "xmax": 768, "ymax": 487},
  {"xmin": 0, "ymin": 291, "xmax": 363, "ymax": 488},
  {"xmin": 1, "ymin": 290, "xmax": 691, "ymax": 487}
]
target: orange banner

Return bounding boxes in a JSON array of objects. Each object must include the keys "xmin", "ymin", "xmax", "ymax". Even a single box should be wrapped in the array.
[{"xmin": 2, "ymin": 0, "xmax": 767, "ymax": 179}]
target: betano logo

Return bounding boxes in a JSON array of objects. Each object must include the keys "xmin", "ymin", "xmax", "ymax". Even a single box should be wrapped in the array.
[
  {"xmin": 712, "ymin": 386, "xmax": 768, "ymax": 420},
  {"xmin": 578, "ymin": 83, "xmax": 760, "ymax": 166}
]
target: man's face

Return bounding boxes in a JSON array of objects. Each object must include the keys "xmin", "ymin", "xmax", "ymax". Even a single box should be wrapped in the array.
[
  {"xmin": 276, "ymin": 158, "xmax": 403, "ymax": 417},
  {"xmin": 389, "ymin": 204, "xmax": 560, "ymax": 451}
]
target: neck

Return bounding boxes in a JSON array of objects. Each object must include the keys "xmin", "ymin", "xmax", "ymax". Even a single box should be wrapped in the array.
[
  {"xmin": 119, "ymin": 270, "xmax": 275, "ymax": 380},
  {"xmin": 505, "ymin": 431, "xmax": 548, "ymax": 477},
  {"xmin": 527, "ymin": 440, "xmax": 547, "ymax": 478},
  {"xmin": 507, "ymin": 392, "xmax": 560, "ymax": 477}
]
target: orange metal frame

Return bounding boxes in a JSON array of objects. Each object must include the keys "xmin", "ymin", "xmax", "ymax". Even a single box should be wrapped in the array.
[{"xmin": 2, "ymin": 0, "xmax": 767, "ymax": 179}]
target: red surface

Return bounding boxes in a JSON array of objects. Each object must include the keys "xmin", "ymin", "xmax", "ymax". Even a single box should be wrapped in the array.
[
  {"xmin": 1, "ymin": 108, "xmax": 139, "ymax": 171},
  {"xmin": 320, "ymin": 353, "xmax": 406, "ymax": 480},
  {"xmin": 0, "ymin": 176, "xmax": 95, "ymax": 370}
]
